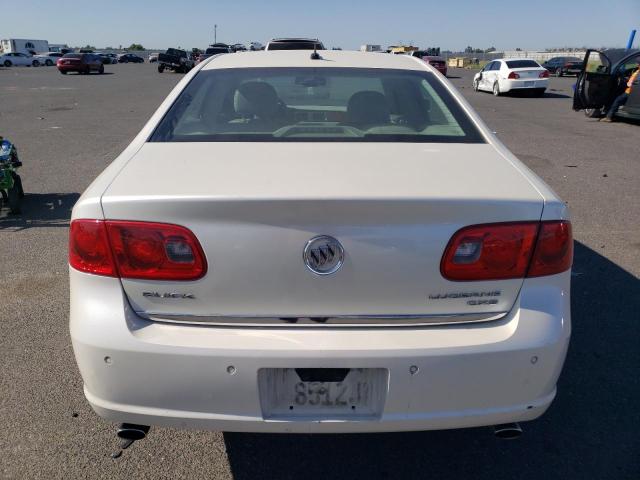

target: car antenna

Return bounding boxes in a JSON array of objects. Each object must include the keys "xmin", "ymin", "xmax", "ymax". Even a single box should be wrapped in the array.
[{"xmin": 310, "ymin": 40, "xmax": 321, "ymax": 60}]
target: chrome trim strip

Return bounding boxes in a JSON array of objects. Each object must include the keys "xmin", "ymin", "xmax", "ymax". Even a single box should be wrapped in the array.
[{"xmin": 138, "ymin": 312, "xmax": 507, "ymax": 327}]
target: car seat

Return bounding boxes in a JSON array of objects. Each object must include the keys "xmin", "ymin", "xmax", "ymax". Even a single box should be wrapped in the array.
[
  {"xmin": 345, "ymin": 91, "xmax": 391, "ymax": 129},
  {"xmin": 233, "ymin": 81, "xmax": 286, "ymax": 125}
]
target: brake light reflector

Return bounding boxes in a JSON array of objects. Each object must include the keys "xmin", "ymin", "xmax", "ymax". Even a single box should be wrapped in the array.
[
  {"xmin": 69, "ymin": 220, "xmax": 116, "ymax": 276},
  {"xmin": 528, "ymin": 221, "xmax": 572, "ymax": 277},
  {"xmin": 441, "ymin": 221, "xmax": 572, "ymax": 281},
  {"xmin": 69, "ymin": 220, "xmax": 207, "ymax": 280},
  {"xmin": 539, "ymin": 70, "xmax": 550, "ymax": 78},
  {"xmin": 508, "ymin": 72, "xmax": 520, "ymax": 79}
]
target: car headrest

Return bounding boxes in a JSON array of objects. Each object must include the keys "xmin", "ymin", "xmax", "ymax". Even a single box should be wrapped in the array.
[
  {"xmin": 234, "ymin": 81, "xmax": 281, "ymax": 119},
  {"xmin": 346, "ymin": 91, "xmax": 391, "ymax": 126}
]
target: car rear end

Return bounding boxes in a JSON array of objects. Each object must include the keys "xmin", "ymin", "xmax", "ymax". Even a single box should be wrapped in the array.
[
  {"xmin": 57, "ymin": 53, "xmax": 86, "ymax": 73},
  {"xmin": 500, "ymin": 59, "xmax": 549, "ymax": 93},
  {"xmin": 70, "ymin": 51, "xmax": 571, "ymax": 433},
  {"xmin": 562, "ymin": 59, "xmax": 583, "ymax": 76},
  {"xmin": 417, "ymin": 54, "xmax": 447, "ymax": 76}
]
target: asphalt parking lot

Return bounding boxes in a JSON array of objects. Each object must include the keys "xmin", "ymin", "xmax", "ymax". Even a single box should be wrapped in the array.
[{"xmin": 1, "ymin": 63, "xmax": 638, "ymax": 479}]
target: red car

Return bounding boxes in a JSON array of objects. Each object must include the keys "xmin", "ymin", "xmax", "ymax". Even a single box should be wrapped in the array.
[
  {"xmin": 57, "ymin": 53, "xmax": 104, "ymax": 75},
  {"xmin": 409, "ymin": 51, "xmax": 448, "ymax": 76}
]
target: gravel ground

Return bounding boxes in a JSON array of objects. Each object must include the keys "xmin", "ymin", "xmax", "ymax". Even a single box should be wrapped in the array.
[{"xmin": 0, "ymin": 63, "xmax": 638, "ymax": 479}]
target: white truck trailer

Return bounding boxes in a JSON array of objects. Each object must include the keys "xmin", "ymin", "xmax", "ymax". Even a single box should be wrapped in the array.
[
  {"xmin": 360, "ymin": 44, "xmax": 382, "ymax": 52},
  {"xmin": 0, "ymin": 39, "xmax": 49, "ymax": 55}
]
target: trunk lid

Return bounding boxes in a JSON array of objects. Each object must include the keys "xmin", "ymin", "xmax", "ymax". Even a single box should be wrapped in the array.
[
  {"xmin": 102, "ymin": 142, "xmax": 544, "ymax": 321},
  {"xmin": 511, "ymin": 68, "xmax": 544, "ymax": 79}
]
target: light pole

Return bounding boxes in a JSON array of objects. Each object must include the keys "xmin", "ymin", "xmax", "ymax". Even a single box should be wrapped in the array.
[{"xmin": 214, "ymin": 24, "xmax": 217, "ymax": 44}]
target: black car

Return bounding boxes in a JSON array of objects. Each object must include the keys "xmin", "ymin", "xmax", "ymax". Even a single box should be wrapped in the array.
[
  {"xmin": 196, "ymin": 44, "xmax": 232, "ymax": 63},
  {"xmin": 157, "ymin": 48, "xmax": 194, "ymax": 73},
  {"xmin": 542, "ymin": 56, "xmax": 582, "ymax": 77},
  {"xmin": 98, "ymin": 53, "xmax": 118, "ymax": 64},
  {"xmin": 573, "ymin": 48, "xmax": 640, "ymax": 120},
  {"xmin": 118, "ymin": 53, "xmax": 144, "ymax": 63}
]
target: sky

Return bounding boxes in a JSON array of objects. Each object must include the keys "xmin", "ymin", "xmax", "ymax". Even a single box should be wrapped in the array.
[{"xmin": 1, "ymin": 0, "xmax": 638, "ymax": 51}]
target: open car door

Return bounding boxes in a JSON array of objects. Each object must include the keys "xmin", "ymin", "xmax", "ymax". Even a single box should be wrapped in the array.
[{"xmin": 573, "ymin": 50, "xmax": 615, "ymax": 110}]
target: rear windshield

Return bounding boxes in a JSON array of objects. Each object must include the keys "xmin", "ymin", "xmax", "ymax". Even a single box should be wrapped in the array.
[
  {"xmin": 505, "ymin": 60, "xmax": 540, "ymax": 68},
  {"xmin": 166, "ymin": 49, "xmax": 185, "ymax": 56},
  {"xmin": 63, "ymin": 53, "xmax": 82, "ymax": 59},
  {"xmin": 150, "ymin": 67, "xmax": 484, "ymax": 143},
  {"xmin": 206, "ymin": 48, "xmax": 229, "ymax": 55}
]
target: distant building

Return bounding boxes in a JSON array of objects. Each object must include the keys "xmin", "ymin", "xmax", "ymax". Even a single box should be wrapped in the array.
[{"xmin": 360, "ymin": 44, "xmax": 382, "ymax": 52}]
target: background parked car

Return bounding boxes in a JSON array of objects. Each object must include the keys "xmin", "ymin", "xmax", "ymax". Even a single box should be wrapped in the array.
[
  {"xmin": 0, "ymin": 52, "xmax": 39, "ymax": 67},
  {"xmin": 542, "ymin": 56, "xmax": 583, "ymax": 77},
  {"xmin": 97, "ymin": 53, "xmax": 118, "ymax": 64},
  {"xmin": 408, "ymin": 50, "xmax": 447, "ymax": 76},
  {"xmin": 34, "ymin": 52, "xmax": 64, "ymax": 66},
  {"xmin": 473, "ymin": 58, "xmax": 549, "ymax": 96},
  {"xmin": 148, "ymin": 52, "xmax": 159, "ymax": 63},
  {"xmin": 157, "ymin": 48, "xmax": 194, "ymax": 73},
  {"xmin": 57, "ymin": 53, "xmax": 104, "ymax": 75},
  {"xmin": 118, "ymin": 53, "xmax": 144, "ymax": 63},
  {"xmin": 196, "ymin": 44, "xmax": 232, "ymax": 63}
]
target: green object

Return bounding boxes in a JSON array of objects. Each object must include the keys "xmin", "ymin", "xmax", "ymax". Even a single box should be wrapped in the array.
[{"xmin": 0, "ymin": 137, "xmax": 24, "ymax": 214}]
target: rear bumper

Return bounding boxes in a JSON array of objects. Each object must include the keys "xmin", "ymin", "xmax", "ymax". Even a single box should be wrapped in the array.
[
  {"xmin": 57, "ymin": 65, "xmax": 86, "ymax": 72},
  {"xmin": 70, "ymin": 270, "xmax": 571, "ymax": 433},
  {"xmin": 430, "ymin": 65, "xmax": 447, "ymax": 76},
  {"xmin": 500, "ymin": 79, "xmax": 549, "ymax": 92}
]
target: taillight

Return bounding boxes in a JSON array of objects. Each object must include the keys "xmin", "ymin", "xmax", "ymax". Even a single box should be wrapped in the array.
[
  {"xmin": 69, "ymin": 220, "xmax": 116, "ymax": 276},
  {"xmin": 528, "ymin": 221, "xmax": 572, "ymax": 277},
  {"xmin": 508, "ymin": 72, "xmax": 520, "ymax": 79},
  {"xmin": 441, "ymin": 221, "xmax": 572, "ymax": 281},
  {"xmin": 539, "ymin": 70, "xmax": 550, "ymax": 78},
  {"xmin": 69, "ymin": 220, "xmax": 207, "ymax": 280}
]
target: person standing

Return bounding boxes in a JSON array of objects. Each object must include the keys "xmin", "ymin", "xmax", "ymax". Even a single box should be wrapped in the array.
[{"xmin": 600, "ymin": 66, "xmax": 640, "ymax": 122}]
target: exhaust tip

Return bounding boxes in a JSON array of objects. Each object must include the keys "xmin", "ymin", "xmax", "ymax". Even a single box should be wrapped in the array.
[
  {"xmin": 117, "ymin": 423, "xmax": 150, "ymax": 441},
  {"xmin": 493, "ymin": 423, "xmax": 522, "ymax": 440}
]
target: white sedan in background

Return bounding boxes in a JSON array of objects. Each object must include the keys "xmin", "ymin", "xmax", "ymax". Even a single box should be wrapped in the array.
[
  {"xmin": 34, "ymin": 52, "xmax": 64, "ymax": 66},
  {"xmin": 70, "ymin": 50, "xmax": 571, "ymax": 441},
  {"xmin": 0, "ymin": 52, "xmax": 39, "ymax": 67},
  {"xmin": 474, "ymin": 58, "xmax": 550, "ymax": 96}
]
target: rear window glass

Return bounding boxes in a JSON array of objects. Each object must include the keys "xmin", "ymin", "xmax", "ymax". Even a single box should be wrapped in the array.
[
  {"xmin": 505, "ymin": 60, "xmax": 540, "ymax": 68},
  {"xmin": 63, "ymin": 53, "xmax": 82, "ymax": 59},
  {"xmin": 206, "ymin": 48, "xmax": 228, "ymax": 55},
  {"xmin": 150, "ymin": 67, "xmax": 484, "ymax": 143}
]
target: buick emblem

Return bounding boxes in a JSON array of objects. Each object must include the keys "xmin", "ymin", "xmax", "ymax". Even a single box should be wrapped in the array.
[{"xmin": 303, "ymin": 236, "xmax": 344, "ymax": 275}]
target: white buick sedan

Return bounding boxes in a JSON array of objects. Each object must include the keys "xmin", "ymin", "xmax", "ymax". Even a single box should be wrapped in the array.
[
  {"xmin": 70, "ymin": 51, "xmax": 572, "ymax": 439},
  {"xmin": 473, "ymin": 58, "xmax": 550, "ymax": 96}
]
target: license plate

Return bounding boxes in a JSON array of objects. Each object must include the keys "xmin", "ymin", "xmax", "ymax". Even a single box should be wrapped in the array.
[
  {"xmin": 524, "ymin": 81, "xmax": 535, "ymax": 87},
  {"xmin": 259, "ymin": 368, "xmax": 388, "ymax": 419}
]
